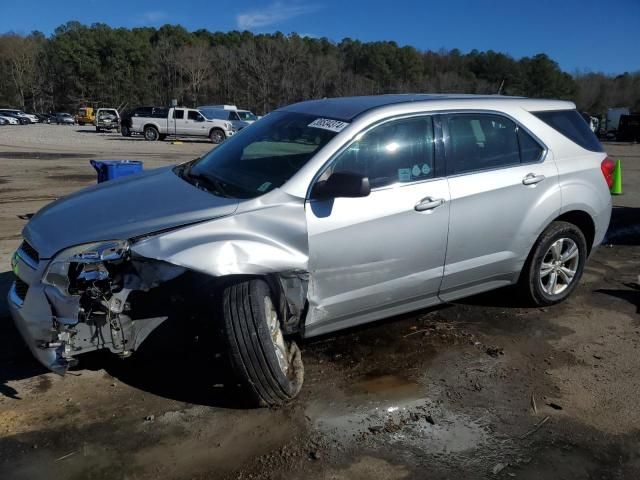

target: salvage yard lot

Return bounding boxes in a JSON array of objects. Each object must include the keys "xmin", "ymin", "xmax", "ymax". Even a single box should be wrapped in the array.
[{"xmin": 0, "ymin": 125, "xmax": 639, "ymax": 479}]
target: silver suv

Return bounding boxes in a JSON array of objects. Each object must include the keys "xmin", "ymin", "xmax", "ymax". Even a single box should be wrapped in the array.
[{"xmin": 9, "ymin": 94, "xmax": 612, "ymax": 406}]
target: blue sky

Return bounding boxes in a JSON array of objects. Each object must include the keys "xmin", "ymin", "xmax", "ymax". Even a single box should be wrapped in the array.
[{"xmin": 2, "ymin": 0, "xmax": 639, "ymax": 74}]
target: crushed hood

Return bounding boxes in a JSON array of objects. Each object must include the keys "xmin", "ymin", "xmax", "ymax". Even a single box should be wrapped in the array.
[{"xmin": 24, "ymin": 166, "xmax": 239, "ymax": 259}]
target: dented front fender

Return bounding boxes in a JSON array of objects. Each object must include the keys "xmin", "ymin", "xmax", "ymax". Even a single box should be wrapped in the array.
[{"xmin": 131, "ymin": 190, "xmax": 310, "ymax": 277}]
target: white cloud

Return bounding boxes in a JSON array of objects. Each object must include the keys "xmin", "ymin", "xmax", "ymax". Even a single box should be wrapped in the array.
[
  {"xmin": 141, "ymin": 11, "xmax": 168, "ymax": 24},
  {"xmin": 236, "ymin": 2, "xmax": 319, "ymax": 30}
]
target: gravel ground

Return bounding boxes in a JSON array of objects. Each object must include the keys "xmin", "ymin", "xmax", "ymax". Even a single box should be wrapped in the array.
[
  {"xmin": 0, "ymin": 123, "xmax": 215, "ymax": 154},
  {"xmin": 0, "ymin": 126, "xmax": 639, "ymax": 479}
]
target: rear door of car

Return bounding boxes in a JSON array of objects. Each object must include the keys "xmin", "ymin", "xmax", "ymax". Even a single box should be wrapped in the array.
[
  {"xmin": 439, "ymin": 111, "xmax": 560, "ymax": 300},
  {"xmin": 172, "ymin": 109, "xmax": 187, "ymax": 135},
  {"xmin": 305, "ymin": 114, "xmax": 450, "ymax": 335}
]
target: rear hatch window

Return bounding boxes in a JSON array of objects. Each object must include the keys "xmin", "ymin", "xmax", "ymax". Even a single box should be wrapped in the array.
[{"xmin": 533, "ymin": 110, "xmax": 603, "ymax": 152}]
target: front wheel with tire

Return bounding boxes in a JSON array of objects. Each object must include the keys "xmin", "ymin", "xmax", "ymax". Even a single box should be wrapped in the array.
[
  {"xmin": 144, "ymin": 126, "xmax": 159, "ymax": 141},
  {"xmin": 121, "ymin": 125, "xmax": 131, "ymax": 137},
  {"xmin": 209, "ymin": 128, "xmax": 226, "ymax": 144},
  {"xmin": 518, "ymin": 221, "xmax": 587, "ymax": 306},
  {"xmin": 222, "ymin": 279, "xmax": 304, "ymax": 407}
]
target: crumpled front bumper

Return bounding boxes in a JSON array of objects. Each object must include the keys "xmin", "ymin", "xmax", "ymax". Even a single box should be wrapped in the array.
[{"xmin": 8, "ymin": 251, "xmax": 70, "ymax": 374}]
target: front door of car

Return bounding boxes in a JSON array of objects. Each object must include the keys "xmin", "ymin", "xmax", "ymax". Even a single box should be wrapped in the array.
[
  {"xmin": 305, "ymin": 115, "xmax": 450, "ymax": 335},
  {"xmin": 439, "ymin": 112, "xmax": 560, "ymax": 300},
  {"xmin": 187, "ymin": 110, "xmax": 208, "ymax": 135}
]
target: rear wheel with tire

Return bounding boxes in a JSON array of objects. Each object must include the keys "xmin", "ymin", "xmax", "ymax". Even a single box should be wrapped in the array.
[
  {"xmin": 144, "ymin": 126, "xmax": 159, "ymax": 141},
  {"xmin": 209, "ymin": 128, "xmax": 225, "ymax": 144},
  {"xmin": 222, "ymin": 279, "xmax": 304, "ymax": 407},
  {"xmin": 121, "ymin": 125, "xmax": 130, "ymax": 137},
  {"xmin": 518, "ymin": 221, "xmax": 587, "ymax": 306}
]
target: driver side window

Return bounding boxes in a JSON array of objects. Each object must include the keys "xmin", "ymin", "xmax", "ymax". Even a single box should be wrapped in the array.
[{"xmin": 330, "ymin": 116, "xmax": 435, "ymax": 189}]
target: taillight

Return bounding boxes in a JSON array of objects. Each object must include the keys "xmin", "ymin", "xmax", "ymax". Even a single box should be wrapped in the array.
[{"xmin": 601, "ymin": 156, "xmax": 615, "ymax": 189}]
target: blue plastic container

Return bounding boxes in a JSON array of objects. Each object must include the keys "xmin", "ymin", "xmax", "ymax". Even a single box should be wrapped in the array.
[{"xmin": 90, "ymin": 160, "xmax": 143, "ymax": 183}]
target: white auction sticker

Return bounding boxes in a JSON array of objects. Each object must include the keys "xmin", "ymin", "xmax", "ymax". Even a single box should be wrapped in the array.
[{"xmin": 308, "ymin": 118, "xmax": 350, "ymax": 132}]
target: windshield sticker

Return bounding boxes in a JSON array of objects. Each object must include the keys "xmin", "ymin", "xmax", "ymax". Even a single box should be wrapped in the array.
[
  {"xmin": 308, "ymin": 118, "xmax": 349, "ymax": 132},
  {"xmin": 257, "ymin": 181, "xmax": 272, "ymax": 192},
  {"xmin": 422, "ymin": 163, "xmax": 431, "ymax": 175},
  {"xmin": 412, "ymin": 165, "xmax": 421, "ymax": 178},
  {"xmin": 398, "ymin": 168, "xmax": 411, "ymax": 182}
]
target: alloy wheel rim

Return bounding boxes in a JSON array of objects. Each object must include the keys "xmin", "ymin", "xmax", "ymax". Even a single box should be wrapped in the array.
[
  {"xmin": 539, "ymin": 237, "xmax": 579, "ymax": 296},
  {"xmin": 264, "ymin": 296, "xmax": 290, "ymax": 376}
]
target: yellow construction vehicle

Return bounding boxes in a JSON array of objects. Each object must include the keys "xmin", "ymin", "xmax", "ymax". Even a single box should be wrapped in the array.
[{"xmin": 76, "ymin": 107, "xmax": 95, "ymax": 126}]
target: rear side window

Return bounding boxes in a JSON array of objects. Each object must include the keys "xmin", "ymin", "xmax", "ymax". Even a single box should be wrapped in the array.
[
  {"xmin": 533, "ymin": 110, "xmax": 603, "ymax": 152},
  {"xmin": 173, "ymin": 109, "xmax": 184, "ymax": 120},
  {"xmin": 518, "ymin": 127, "xmax": 544, "ymax": 163},
  {"xmin": 446, "ymin": 114, "xmax": 520, "ymax": 174}
]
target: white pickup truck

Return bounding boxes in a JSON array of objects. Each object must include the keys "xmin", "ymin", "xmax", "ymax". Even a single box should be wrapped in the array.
[{"xmin": 130, "ymin": 107, "xmax": 235, "ymax": 143}]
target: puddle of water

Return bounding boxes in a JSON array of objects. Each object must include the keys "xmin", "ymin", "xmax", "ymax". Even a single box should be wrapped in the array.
[
  {"xmin": 307, "ymin": 371, "xmax": 488, "ymax": 456},
  {"xmin": 309, "ymin": 393, "xmax": 488, "ymax": 454}
]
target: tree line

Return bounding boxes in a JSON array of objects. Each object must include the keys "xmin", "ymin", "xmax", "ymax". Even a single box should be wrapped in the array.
[{"xmin": 0, "ymin": 21, "xmax": 638, "ymax": 116}]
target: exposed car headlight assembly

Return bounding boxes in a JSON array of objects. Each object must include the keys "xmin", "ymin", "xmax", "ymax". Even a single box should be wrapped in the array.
[{"xmin": 43, "ymin": 240, "xmax": 129, "ymax": 295}]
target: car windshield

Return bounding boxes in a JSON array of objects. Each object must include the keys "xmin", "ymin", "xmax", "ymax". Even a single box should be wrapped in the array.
[
  {"xmin": 237, "ymin": 111, "xmax": 258, "ymax": 121},
  {"xmin": 177, "ymin": 111, "xmax": 340, "ymax": 198}
]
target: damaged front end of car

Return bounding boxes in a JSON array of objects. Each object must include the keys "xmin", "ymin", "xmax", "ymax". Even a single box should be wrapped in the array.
[
  {"xmin": 11, "ymin": 239, "xmax": 188, "ymax": 373},
  {"xmin": 9, "ymin": 191, "xmax": 313, "ymax": 375}
]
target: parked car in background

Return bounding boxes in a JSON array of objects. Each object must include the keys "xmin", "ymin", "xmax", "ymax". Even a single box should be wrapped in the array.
[
  {"xmin": 0, "ymin": 111, "xmax": 30, "ymax": 125},
  {"xmin": 0, "ymin": 108, "xmax": 38, "ymax": 123},
  {"xmin": 35, "ymin": 113, "xmax": 53, "ymax": 123},
  {"xmin": 0, "ymin": 114, "xmax": 19, "ymax": 125},
  {"xmin": 616, "ymin": 114, "xmax": 640, "ymax": 142},
  {"xmin": 8, "ymin": 94, "xmax": 612, "ymax": 407},
  {"xmin": 94, "ymin": 108, "xmax": 120, "ymax": 132},
  {"xmin": 120, "ymin": 106, "xmax": 169, "ymax": 137},
  {"xmin": 53, "ymin": 112, "xmax": 75, "ymax": 125},
  {"xmin": 130, "ymin": 106, "xmax": 234, "ymax": 143},
  {"xmin": 76, "ymin": 107, "xmax": 95, "ymax": 126},
  {"xmin": 199, "ymin": 107, "xmax": 250, "ymax": 131},
  {"xmin": 605, "ymin": 107, "xmax": 630, "ymax": 138},
  {"xmin": 200, "ymin": 104, "xmax": 260, "ymax": 124}
]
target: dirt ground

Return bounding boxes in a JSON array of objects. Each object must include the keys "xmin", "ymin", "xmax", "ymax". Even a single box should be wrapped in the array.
[{"xmin": 0, "ymin": 125, "xmax": 639, "ymax": 480}]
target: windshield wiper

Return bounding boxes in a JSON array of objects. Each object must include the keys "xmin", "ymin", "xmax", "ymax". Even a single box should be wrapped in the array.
[{"xmin": 185, "ymin": 166, "xmax": 229, "ymax": 197}]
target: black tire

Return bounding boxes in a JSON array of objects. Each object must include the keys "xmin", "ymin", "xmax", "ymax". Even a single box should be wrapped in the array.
[
  {"xmin": 121, "ymin": 125, "xmax": 131, "ymax": 137},
  {"xmin": 95, "ymin": 126, "xmax": 101, "ymax": 132},
  {"xmin": 222, "ymin": 279, "xmax": 304, "ymax": 407},
  {"xmin": 209, "ymin": 128, "xmax": 226, "ymax": 144},
  {"xmin": 518, "ymin": 221, "xmax": 587, "ymax": 306},
  {"xmin": 144, "ymin": 126, "xmax": 159, "ymax": 141}
]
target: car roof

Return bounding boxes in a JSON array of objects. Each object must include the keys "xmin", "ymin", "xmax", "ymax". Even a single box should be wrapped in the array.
[{"xmin": 279, "ymin": 94, "xmax": 575, "ymax": 121}]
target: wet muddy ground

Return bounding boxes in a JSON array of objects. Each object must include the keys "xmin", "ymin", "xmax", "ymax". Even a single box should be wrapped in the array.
[{"xmin": 0, "ymin": 127, "xmax": 639, "ymax": 479}]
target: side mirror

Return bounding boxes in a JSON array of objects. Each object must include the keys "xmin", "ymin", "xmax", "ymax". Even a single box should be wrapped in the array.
[{"xmin": 312, "ymin": 171, "xmax": 371, "ymax": 199}]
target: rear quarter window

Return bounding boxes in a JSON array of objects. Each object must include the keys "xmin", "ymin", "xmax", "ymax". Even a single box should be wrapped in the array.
[{"xmin": 533, "ymin": 110, "xmax": 603, "ymax": 153}]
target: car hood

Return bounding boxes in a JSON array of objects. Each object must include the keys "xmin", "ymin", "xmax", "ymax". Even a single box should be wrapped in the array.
[{"xmin": 24, "ymin": 166, "xmax": 239, "ymax": 259}]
